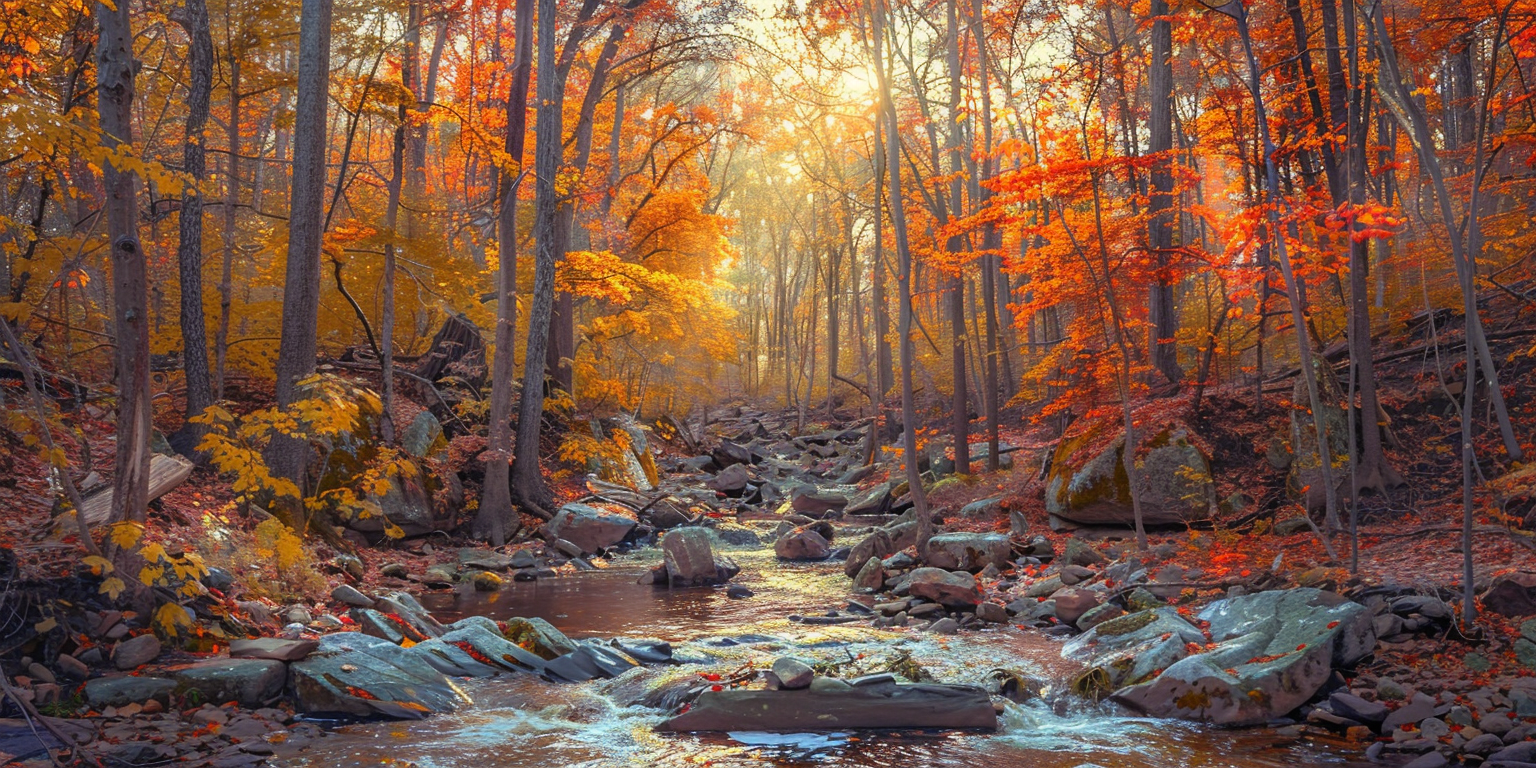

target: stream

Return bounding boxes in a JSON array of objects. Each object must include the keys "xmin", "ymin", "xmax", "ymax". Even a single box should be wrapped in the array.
[{"xmin": 285, "ymin": 548, "xmax": 1377, "ymax": 768}]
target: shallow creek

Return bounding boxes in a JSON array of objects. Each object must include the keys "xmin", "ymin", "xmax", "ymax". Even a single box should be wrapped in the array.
[{"xmin": 287, "ymin": 549, "xmax": 1375, "ymax": 768}]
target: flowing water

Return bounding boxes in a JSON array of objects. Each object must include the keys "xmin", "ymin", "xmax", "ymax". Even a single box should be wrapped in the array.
[{"xmin": 287, "ymin": 549, "xmax": 1375, "ymax": 768}]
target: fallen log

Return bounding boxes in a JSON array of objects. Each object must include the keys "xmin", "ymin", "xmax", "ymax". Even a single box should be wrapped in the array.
[
  {"xmin": 658, "ymin": 681, "xmax": 998, "ymax": 732},
  {"xmin": 64, "ymin": 453, "xmax": 194, "ymax": 530}
]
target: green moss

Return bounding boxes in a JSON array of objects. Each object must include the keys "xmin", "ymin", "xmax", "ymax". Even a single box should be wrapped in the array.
[
  {"xmin": 1095, "ymin": 609, "xmax": 1159, "ymax": 637},
  {"xmin": 1071, "ymin": 666, "xmax": 1113, "ymax": 700}
]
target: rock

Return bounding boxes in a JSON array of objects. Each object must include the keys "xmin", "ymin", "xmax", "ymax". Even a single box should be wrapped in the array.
[
  {"xmin": 772, "ymin": 657, "xmax": 814, "ymax": 690},
  {"xmin": 1110, "ymin": 589, "xmax": 1374, "ymax": 725},
  {"xmin": 56, "ymin": 654, "xmax": 89, "ymax": 681},
  {"xmin": 170, "ymin": 658, "xmax": 287, "ymax": 707},
  {"xmin": 1478, "ymin": 712, "xmax": 1514, "ymax": 736},
  {"xmin": 1484, "ymin": 573, "xmax": 1536, "ymax": 617},
  {"xmin": 24, "ymin": 662, "xmax": 54, "ymax": 685},
  {"xmin": 775, "ymin": 527, "xmax": 832, "ymax": 561},
  {"xmin": 292, "ymin": 634, "xmax": 470, "ymax": 719},
  {"xmin": 502, "ymin": 617, "xmax": 579, "ymax": 659},
  {"xmin": 1052, "ymin": 588, "xmax": 1101, "ymax": 626},
  {"xmin": 852, "ymin": 557, "xmax": 885, "ymax": 592},
  {"xmin": 1076, "ymin": 602, "xmax": 1125, "ymax": 631},
  {"xmin": 331, "ymin": 584, "xmax": 375, "ymax": 607},
  {"xmin": 1464, "ymin": 733, "xmax": 1506, "ymax": 756},
  {"xmin": 354, "ymin": 467, "xmax": 443, "ymax": 538},
  {"xmin": 84, "ymin": 675, "xmax": 178, "ymax": 707},
  {"xmin": 791, "ymin": 489, "xmax": 849, "ymax": 518},
  {"xmin": 1417, "ymin": 717, "xmax": 1449, "ymax": 741},
  {"xmin": 113, "ymin": 634, "xmax": 162, "ymax": 670},
  {"xmin": 906, "ymin": 568, "xmax": 981, "ymax": 607},
  {"xmin": 1063, "ymin": 537, "xmax": 1109, "ymax": 567},
  {"xmin": 229, "ymin": 638, "xmax": 319, "ymax": 662},
  {"xmin": 1046, "ymin": 424, "xmax": 1216, "ymax": 527},
  {"xmin": 977, "ymin": 602, "xmax": 1009, "ymax": 624},
  {"xmin": 958, "ymin": 498, "xmax": 1003, "ymax": 520},
  {"xmin": 845, "ymin": 528, "xmax": 895, "ymax": 577},
  {"xmin": 727, "ymin": 585, "xmax": 754, "ymax": 599},
  {"xmin": 709, "ymin": 522, "xmax": 761, "ymax": 548},
  {"xmin": 837, "ymin": 464, "xmax": 878, "ymax": 485},
  {"xmin": 706, "ymin": 464, "xmax": 751, "ymax": 495},
  {"xmin": 423, "ymin": 563, "xmax": 458, "ymax": 585},
  {"xmin": 924, "ymin": 532, "xmax": 1011, "ymax": 572},
  {"xmin": 380, "ymin": 563, "xmax": 410, "ymax": 579},
  {"xmin": 1329, "ymin": 692, "xmax": 1388, "ymax": 724},
  {"xmin": 458, "ymin": 548, "xmax": 518, "ymax": 571},
  {"xmin": 1488, "ymin": 742, "xmax": 1536, "ymax": 764},
  {"xmin": 661, "ymin": 527, "xmax": 737, "ymax": 586},
  {"xmin": 546, "ymin": 503, "xmax": 638, "ymax": 554},
  {"xmin": 471, "ymin": 571, "xmax": 503, "ymax": 591},
  {"xmin": 1400, "ymin": 753, "xmax": 1447, "ymax": 768},
  {"xmin": 401, "ymin": 410, "xmax": 446, "ymax": 459},
  {"xmin": 711, "ymin": 440, "xmax": 752, "ymax": 468},
  {"xmin": 660, "ymin": 683, "xmax": 997, "ymax": 732},
  {"xmin": 845, "ymin": 483, "xmax": 893, "ymax": 516},
  {"xmin": 929, "ymin": 617, "xmax": 960, "ymax": 634}
]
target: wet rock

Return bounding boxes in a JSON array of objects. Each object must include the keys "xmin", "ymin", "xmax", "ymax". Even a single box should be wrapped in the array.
[
  {"xmin": 471, "ymin": 571, "xmax": 503, "ymax": 591},
  {"xmin": 1487, "ymin": 742, "xmax": 1536, "ymax": 764},
  {"xmin": 775, "ymin": 527, "xmax": 832, "ymax": 561},
  {"xmin": 458, "ymin": 548, "xmax": 517, "ymax": 572},
  {"xmin": 1330, "ymin": 691, "xmax": 1388, "ymax": 725},
  {"xmin": 502, "ymin": 617, "xmax": 579, "ymax": 659},
  {"xmin": 845, "ymin": 528, "xmax": 894, "ymax": 577},
  {"xmin": 659, "ymin": 683, "xmax": 997, "ymax": 732},
  {"xmin": 546, "ymin": 503, "xmax": 638, "ymax": 554},
  {"xmin": 1076, "ymin": 602, "xmax": 1124, "ymax": 631},
  {"xmin": 1400, "ymin": 753, "xmax": 1447, "ymax": 768},
  {"xmin": 727, "ymin": 585, "xmax": 754, "ymax": 599},
  {"xmin": 292, "ymin": 634, "xmax": 470, "ymax": 719},
  {"xmin": 170, "ymin": 658, "xmax": 286, "ymax": 707},
  {"xmin": 661, "ymin": 527, "xmax": 739, "ymax": 586},
  {"xmin": 924, "ymin": 532, "xmax": 1011, "ymax": 572},
  {"xmin": 229, "ymin": 638, "xmax": 318, "ymax": 662},
  {"xmin": 929, "ymin": 617, "xmax": 960, "ymax": 635},
  {"xmin": 331, "ymin": 584, "xmax": 375, "ymax": 607},
  {"xmin": 84, "ymin": 675, "xmax": 177, "ymax": 707},
  {"xmin": 543, "ymin": 643, "xmax": 639, "ymax": 683},
  {"xmin": 1051, "ymin": 588, "xmax": 1101, "ymax": 626},
  {"xmin": 1064, "ymin": 608, "xmax": 1209, "ymax": 693},
  {"xmin": 906, "ymin": 568, "xmax": 981, "ymax": 607},
  {"xmin": 423, "ymin": 563, "xmax": 457, "ymax": 586},
  {"xmin": 113, "ymin": 634, "xmax": 162, "ymax": 670},
  {"xmin": 1483, "ymin": 573, "xmax": 1536, "ymax": 617},
  {"xmin": 977, "ymin": 602, "xmax": 1009, "ymax": 624},
  {"xmin": 772, "ymin": 657, "xmax": 814, "ymax": 690},
  {"xmin": 1110, "ymin": 588, "xmax": 1374, "ymax": 725}
]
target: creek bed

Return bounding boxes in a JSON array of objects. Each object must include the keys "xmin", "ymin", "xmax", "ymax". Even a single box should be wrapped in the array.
[{"xmin": 285, "ymin": 549, "xmax": 1375, "ymax": 768}]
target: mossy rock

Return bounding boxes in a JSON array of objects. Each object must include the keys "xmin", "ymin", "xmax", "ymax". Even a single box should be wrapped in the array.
[
  {"xmin": 1095, "ymin": 609, "xmax": 1161, "ymax": 637},
  {"xmin": 1046, "ymin": 421, "xmax": 1214, "ymax": 528}
]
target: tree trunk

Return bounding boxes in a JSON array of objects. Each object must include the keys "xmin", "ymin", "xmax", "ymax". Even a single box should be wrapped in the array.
[
  {"xmin": 510, "ymin": 0, "xmax": 561, "ymax": 516},
  {"xmin": 214, "ymin": 55, "xmax": 239, "ymax": 400},
  {"xmin": 97, "ymin": 0, "xmax": 151, "ymax": 525},
  {"xmin": 269, "ymin": 0, "xmax": 333, "ymax": 523},
  {"xmin": 945, "ymin": 0, "xmax": 969, "ymax": 477},
  {"xmin": 1147, "ymin": 0, "xmax": 1181, "ymax": 385},
  {"xmin": 173, "ymin": 0, "xmax": 214, "ymax": 456},
  {"xmin": 477, "ymin": 0, "xmax": 533, "ymax": 545}
]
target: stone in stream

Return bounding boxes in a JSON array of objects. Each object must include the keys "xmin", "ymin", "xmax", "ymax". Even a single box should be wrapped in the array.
[
  {"xmin": 502, "ymin": 617, "xmax": 580, "ymax": 659},
  {"xmin": 292, "ymin": 633, "xmax": 471, "ymax": 719},
  {"xmin": 659, "ymin": 681, "xmax": 997, "ymax": 732},
  {"xmin": 771, "ymin": 657, "xmax": 815, "ymax": 690},
  {"xmin": 1109, "ymin": 588, "xmax": 1375, "ymax": 725},
  {"xmin": 168, "ymin": 658, "xmax": 287, "ymax": 708},
  {"xmin": 84, "ymin": 675, "xmax": 178, "ymax": 708},
  {"xmin": 852, "ymin": 557, "xmax": 885, "ymax": 592},
  {"xmin": 774, "ymin": 527, "xmax": 832, "ymax": 561},
  {"xmin": 923, "ymin": 532, "xmax": 1011, "ymax": 572},
  {"xmin": 659, "ymin": 527, "xmax": 739, "ymax": 586},
  {"xmin": 905, "ymin": 568, "xmax": 982, "ymax": 607},
  {"xmin": 545, "ymin": 502, "xmax": 638, "ymax": 554},
  {"xmin": 230, "ymin": 637, "xmax": 318, "ymax": 662}
]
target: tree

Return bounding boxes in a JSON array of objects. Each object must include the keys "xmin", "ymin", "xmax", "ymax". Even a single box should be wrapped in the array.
[
  {"xmin": 269, "ymin": 0, "xmax": 333, "ymax": 524},
  {"xmin": 172, "ymin": 0, "xmax": 216, "ymax": 457},
  {"xmin": 1146, "ymin": 0, "xmax": 1180, "ymax": 386},
  {"xmin": 96, "ymin": 0, "xmax": 151, "ymax": 525}
]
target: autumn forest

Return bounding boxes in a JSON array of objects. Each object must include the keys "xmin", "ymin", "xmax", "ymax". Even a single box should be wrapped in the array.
[{"xmin": 3, "ymin": 0, "xmax": 1536, "ymax": 765}]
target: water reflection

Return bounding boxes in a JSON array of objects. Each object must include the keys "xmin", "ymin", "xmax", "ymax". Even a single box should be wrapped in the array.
[{"xmin": 290, "ymin": 550, "xmax": 1374, "ymax": 768}]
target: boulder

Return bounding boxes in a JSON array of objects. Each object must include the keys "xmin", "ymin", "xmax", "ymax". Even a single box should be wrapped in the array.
[
  {"xmin": 924, "ymin": 532, "xmax": 1011, "ymax": 572},
  {"xmin": 84, "ymin": 675, "xmax": 177, "ymax": 708},
  {"xmin": 853, "ymin": 557, "xmax": 885, "ymax": 592},
  {"xmin": 501, "ymin": 617, "xmax": 579, "ymax": 660},
  {"xmin": 355, "ymin": 465, "xmax": 443, "ymax": 537},
  {"xmin": 711, "ymin": 440, "xmax": 753, "ymax": 468},
  {"xmin": 845, "ymin": 528, "xmax": 894, "ymax": 577},
  {"xmin": 775, "ymin": 527, "xmax": 832, "ymax": 561},
  {"xmin": 170, "ymin": 658, "xmax": 287, "ymax": 707},
  {"xmin": 1063, "ymin": 608, "xmax": 1209, "ymax": 694},
  {"xmin": 791, "ymin": 489, "xmax": 849, "ymax": 518},
  {"xmin": 1483, "ymin": 573, "xmax": 1536, "ymax": 617},
  {"xmin": 292, "ymin": 633, "xmax": 470, "ymax": 719},
  {"xmin": 705, "ymin": 464, "xmax": 751, "ymax": 496},
  {"xmin": 845, "ymin": 482, "xmax": 893, "ymax": 516},
  {"xmin": 1052, "ymin": 588, "xmax": 1101, "ymax": 626},
  {"xmin": 906, "ymin": 568, "xmax": 981, "ymax": 607},
  {"xmin": 1109, "ymin": 588, "xmax": 1374, "ymax": 725},
  {"xmin": 401, "ymin": 410, "xmax": 446, "ymax": 459},
  {"xmin": 958, "ymin": 497, "xmax": 1003, "ymax": 520},
  {"xmin": 659, "ymin": 682, "xmax": 997, "ymax": 732},
  {"xmin": 113, "ymin": 634, "xmax": 162, "ymax": 670},
  {"xmin": 661, "ymin": 528, "xmax": 738, "ymax": 586},
  {"xmin": 546, "ymin": 503, "xmax": 638, "ymax": 554},
  {"xmin": 331, "ymin": 584, "xmax": 375, "ymax": 607},
  {"xmin": 1045, "ymin": 423, "xmax": 1215, "ymax": 528},
  {"xmin": 229, "ymin": 638, "xmax": 318, "ymax": 662}
]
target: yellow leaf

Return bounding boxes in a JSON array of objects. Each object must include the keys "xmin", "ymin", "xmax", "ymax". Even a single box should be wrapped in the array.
[
  {"xmin": 99, "ymin": 576, "xmax": 126, "ymax": 600},
  {"xmin": 34, "ymin": 618, "xmax": 57, "ymax": 634},
  {"xmin": 109, "ymin": 521, "xmax": 144, "ymax": 549},
  {"xmin": 155, "ymin": 603, "xmax": 193, "ymax": 637},
  {"xmin": 138, "ymin": 564, "xmax": 165, "ymax": 586},
  {"xmin": 139, "ymin": 542, "xmax": 167, "ymax": 564},
  {"xmin": 83, "ymin": 555, "xmax": 114, "ymax": 576}
]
